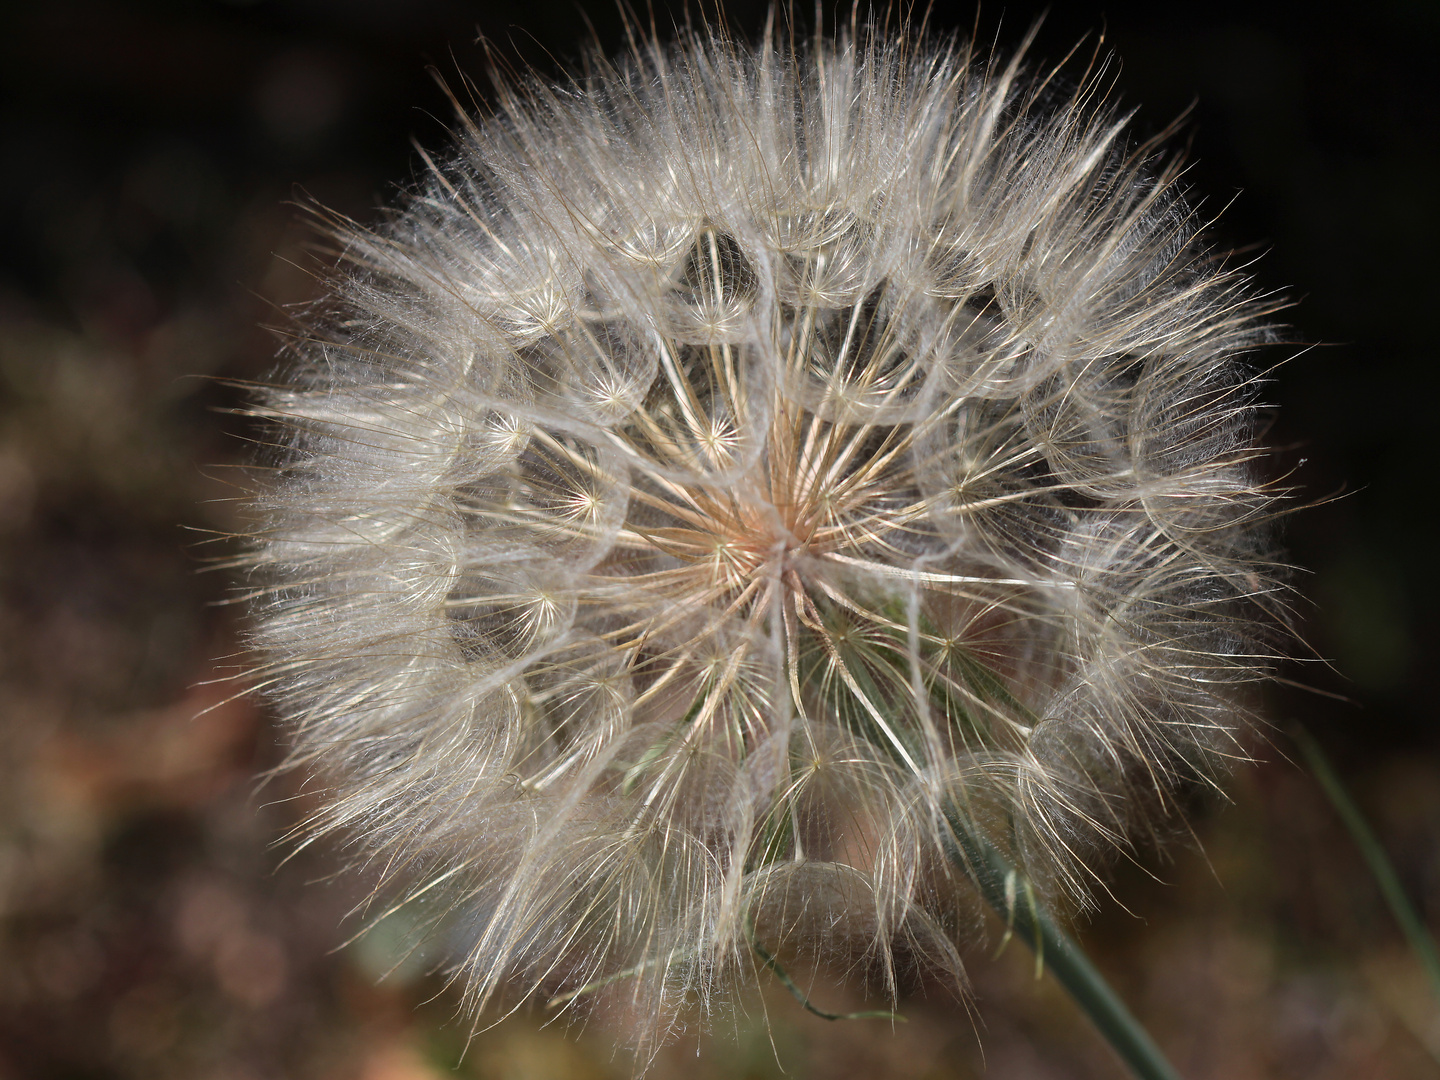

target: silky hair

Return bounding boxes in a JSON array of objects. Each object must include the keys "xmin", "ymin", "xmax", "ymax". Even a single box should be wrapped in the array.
[{"xmin": 238, "ymin": 13, "xmax": 1288, "ymax": 1059}]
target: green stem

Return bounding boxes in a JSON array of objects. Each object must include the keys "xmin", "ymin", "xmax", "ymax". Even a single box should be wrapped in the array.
[
  {"xmin": 1292, "ymin": 725, "xmax": 1440, "ymax": 1007},
  {"xmin": 944, "ymin": 812, "xmax": 1182, "ymax": 1080},
  {"xmin": 744, "ymin": 913, "xmax": 905, "ymax": 1022}
]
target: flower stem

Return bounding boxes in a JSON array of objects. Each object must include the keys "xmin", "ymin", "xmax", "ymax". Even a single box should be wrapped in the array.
[{"xmin": 943, "ymin": 812, "xmax": 1183, "ymax": 1080}]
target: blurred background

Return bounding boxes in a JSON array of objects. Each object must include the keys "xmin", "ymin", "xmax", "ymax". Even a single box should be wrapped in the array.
[{"xmin": 0, "ymin": 1, "xmax": 1436, "ymax": 1077}]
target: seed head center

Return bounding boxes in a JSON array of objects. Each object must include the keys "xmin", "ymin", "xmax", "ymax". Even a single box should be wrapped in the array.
[{"xmin": 707, "ymin": 491, "xmax": 815, "ymax": 586}]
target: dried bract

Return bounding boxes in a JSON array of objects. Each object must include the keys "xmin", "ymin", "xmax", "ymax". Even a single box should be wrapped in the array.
[{"xmin": 242, "ymin": 22, "xmax": 1285, "ymax": 1051}]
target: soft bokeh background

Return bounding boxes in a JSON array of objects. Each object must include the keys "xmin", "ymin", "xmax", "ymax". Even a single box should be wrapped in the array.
[{"xmin": 1, "ymin": 1, "xmax": 1436, "ymax": 1077}]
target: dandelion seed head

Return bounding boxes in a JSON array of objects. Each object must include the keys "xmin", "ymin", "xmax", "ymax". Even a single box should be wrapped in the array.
[{"xmin": 242, "ymin": 17, "xmax": 1287, "ymax": 1056}]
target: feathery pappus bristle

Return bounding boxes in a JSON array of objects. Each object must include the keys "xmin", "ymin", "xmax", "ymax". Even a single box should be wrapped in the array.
[{"xmin": 239, "ymin": 15, "xmax": 1288, "ymax": 1055}]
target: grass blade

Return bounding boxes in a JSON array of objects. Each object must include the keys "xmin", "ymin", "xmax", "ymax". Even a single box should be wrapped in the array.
[{"xmin": 1292, "ymin": 724, "xmax": 1440, "ymax": 1007}]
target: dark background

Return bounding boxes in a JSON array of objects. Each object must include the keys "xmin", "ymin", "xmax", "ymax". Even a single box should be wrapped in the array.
[{"xmin": 1, "ymin": 1, "xmax": 1436, "ymax": 1078}]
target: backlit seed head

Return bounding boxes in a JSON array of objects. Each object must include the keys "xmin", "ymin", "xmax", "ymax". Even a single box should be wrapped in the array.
[{"xmin": 241, "ymin": 19, "xmax": 1288, "ymax": 1055}]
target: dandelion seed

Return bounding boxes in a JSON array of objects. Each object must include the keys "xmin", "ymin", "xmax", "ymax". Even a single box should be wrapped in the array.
[{"xmin": 241, "ymin": 17, "xmax": 1287, "ymax": 1059}]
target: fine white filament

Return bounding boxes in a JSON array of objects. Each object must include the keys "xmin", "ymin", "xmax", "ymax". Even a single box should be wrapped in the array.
[{"xmin": 242, "ymin": 21, "xmax": 1285, "ymax": 1053}]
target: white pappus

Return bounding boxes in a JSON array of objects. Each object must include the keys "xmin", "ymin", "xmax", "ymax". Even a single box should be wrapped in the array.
[{"xmin": 238, "ymin": 15, "xmax": 1290, "ymax": 1058}]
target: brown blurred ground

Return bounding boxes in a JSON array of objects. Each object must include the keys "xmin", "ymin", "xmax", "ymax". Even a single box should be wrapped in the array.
[{"xmin": 1, "ymin": 2, "xmax": 1437, "ymax": 1078}]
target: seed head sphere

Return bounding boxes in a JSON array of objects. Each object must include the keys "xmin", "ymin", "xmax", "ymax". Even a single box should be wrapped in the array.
[{"xmin": 245, "ymin": 21, "xmax": 1285, "ymax": 1049}]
